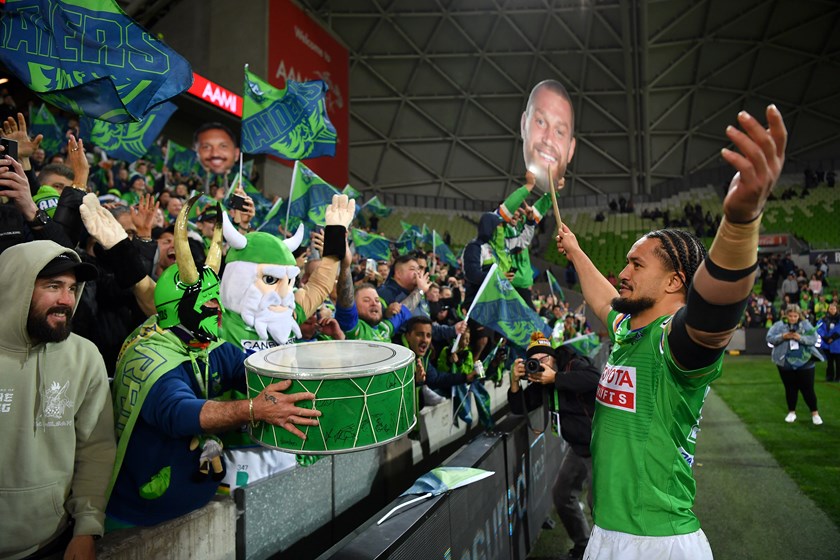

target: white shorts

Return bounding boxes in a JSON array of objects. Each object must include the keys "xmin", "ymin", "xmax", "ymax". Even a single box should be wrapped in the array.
[{"xmin": 584, "ymin": 525, "xmax": 714, "ymax": 560}]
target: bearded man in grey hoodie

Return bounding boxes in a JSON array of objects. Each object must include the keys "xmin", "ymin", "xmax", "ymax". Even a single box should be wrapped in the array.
[{"xmin": 0, "ymin": 241, "xmax": 116, "ymax": 560}]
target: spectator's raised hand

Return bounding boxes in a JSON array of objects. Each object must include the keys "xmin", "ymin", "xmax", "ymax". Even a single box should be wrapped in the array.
[
  {"xmin": 318, "ymin": 317, "xmax": 345, "ymax": 340},
  {"xmin": 310, "ymin": 229, "xmax": 325, "ymax": 255},
  {"xmin": 2, "ymin": 112, "xmax": 42, "ymax": 161},
  {"xmin": 416, "ymin": 269, "xmax": 431, "ymax": 293},
  {"xmin": 385, "ymin": 302, "xmax": 402, "ymax": 318},
  {"xmin": 65, "ymin": 134, "xmax": 89, "ymax": 189},
  {"xmin": 131, "ymin": 193, "xmax": 159, "ymax": 239},
  {"xmin": 721, "ymin": 105, "xmax": 787, "ymax": 223},
  {"xmin": 0, "ymin": 154, "xmax": 37, "ymax": 219},
  {"xmin": 231, "ymin": 186, "xmax": 255, "ymax": 229}
]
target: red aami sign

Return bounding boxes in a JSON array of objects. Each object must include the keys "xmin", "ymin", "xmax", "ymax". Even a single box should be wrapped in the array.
[
  {"xmin": 268, "ymin": 0, "xmax": 349, "ymax": 188},
  {"xmin": 187, "ymin": 73, "xmax": 243, "ymax": 117}
]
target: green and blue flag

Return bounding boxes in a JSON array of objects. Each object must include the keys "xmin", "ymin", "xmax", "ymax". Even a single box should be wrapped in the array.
[
  {"xmin": 166, "ymin": 139, "xmax": 201, "ymax": 177},
  {"xmin": 470, "ymin": 264, "xmax": 552, "ymax": 350},
  {"xmin": 80, "ymin": 102, "xmax": 177, "ymax": 162},
  {"xmin": 241, "ymin": 65, "xmax": 336, "ymax": 160},
  {"xmin": 282, "ymin": 161, "xmax": 340, "ymax": 234},
  {"xmin": 0, "ymin": 0, "xmax": 193, "ymax": 122},
  {"xmin": 342, "ymin": 184, "xmax": 362, "ymax": 201},
  {"xmin": 350, "ymin": 228, "xmax": 392, "ymax": 263},
  {"xmin": 546, "ymin": 269, "xmax": 565, "ymax": 301},
  {"xmin": 363, "ymin": 195, "xmax": 392, "ymax": 218},
  {"xmin": 432, "ymin": 230, "xmax": 458, "ymax": 268},
  {"xmin": 28, "ymin": 103, "xmax": 63, "ymax": 156}
]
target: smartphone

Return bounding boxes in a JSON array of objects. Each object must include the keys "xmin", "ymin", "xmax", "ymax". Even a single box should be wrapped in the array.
[
  {"xmin": 0, "ymin": 138, "xmax": 18, "ymax": 161},
  {"xmin": 229, "ymin": 194, "xmax": 247, "ymax": 210},
  {"xmin": 366, "ymin": 258, "xmax": 376, "ymax": 274}
]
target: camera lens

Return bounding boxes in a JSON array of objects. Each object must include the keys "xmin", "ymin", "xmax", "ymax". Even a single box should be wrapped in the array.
[{"xmin": 524, "ymin": 358, "xmax": 542, "ymax": 375}]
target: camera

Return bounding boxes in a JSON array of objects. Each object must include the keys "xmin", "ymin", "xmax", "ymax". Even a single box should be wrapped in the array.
[
  {"xmin": 228, "ymin": 194, "xmax": 247, "ymax": 210},
  {"xmin": 524, "ymin": 358, "xmax": 543, "ymax": 375}
]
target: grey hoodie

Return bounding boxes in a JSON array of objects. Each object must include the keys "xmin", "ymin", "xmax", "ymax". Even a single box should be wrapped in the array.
[{"xmin": 0, "ymin": 241, "xmax": 116, "ymax": 559}]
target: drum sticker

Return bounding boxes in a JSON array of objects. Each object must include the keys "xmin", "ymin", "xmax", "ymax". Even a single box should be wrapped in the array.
[{"xmin": 596, "ymin": 364, "xmax": 636, "ymax": 412}]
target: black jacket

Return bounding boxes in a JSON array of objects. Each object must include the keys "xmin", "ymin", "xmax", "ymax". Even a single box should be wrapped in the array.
[{"xmin": 507, "ymin": 347, "xmax": 600, "ymax": 457}]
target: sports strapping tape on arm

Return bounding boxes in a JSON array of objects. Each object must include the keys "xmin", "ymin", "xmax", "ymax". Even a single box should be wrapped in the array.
[{"xmin": 706, "ymin": 215, "xmax": 760, "ymax": 277}]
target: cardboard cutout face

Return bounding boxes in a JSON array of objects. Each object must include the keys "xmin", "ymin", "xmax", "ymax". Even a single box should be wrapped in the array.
[{"xmin": 521, "ymin": 84, "xmax": 576, "ymax": 190}]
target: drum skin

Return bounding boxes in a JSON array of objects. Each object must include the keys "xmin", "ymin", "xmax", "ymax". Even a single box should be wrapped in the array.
[{"xmin": 245, "ymin": 340, "xmax": 417, "ymax": 454}]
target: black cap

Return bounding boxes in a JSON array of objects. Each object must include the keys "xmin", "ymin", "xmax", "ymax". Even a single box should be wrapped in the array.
[
  {"xmin": 38, "ymin": 253, "xmax": 98, "ymax": 282},
  {"xmin": 197, "ymin": 208, "xmax": 219, "ymax": 222}
]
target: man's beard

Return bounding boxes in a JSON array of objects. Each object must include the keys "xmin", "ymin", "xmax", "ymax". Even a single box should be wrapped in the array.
[
  {"xmin": 27, "ymin": 306, "xmax": 73, "ymax": 343},
  {"xmin": 611, "ymin": 295, "xmax": 656, "ymax": 316}
]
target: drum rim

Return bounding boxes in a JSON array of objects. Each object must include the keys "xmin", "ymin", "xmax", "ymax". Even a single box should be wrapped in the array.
[
  {"xmin": 247, "ymin": 416, "xmax": 418, "ymax": 455},
  {"xmin": 245, "ymin": 340, "xmax": 416, "ymax": 380}
]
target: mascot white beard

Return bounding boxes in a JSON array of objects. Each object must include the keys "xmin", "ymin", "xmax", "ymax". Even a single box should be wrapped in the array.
[{"xmin": 221, "ymin": 261, "xmax": 302, "ymax": 345}]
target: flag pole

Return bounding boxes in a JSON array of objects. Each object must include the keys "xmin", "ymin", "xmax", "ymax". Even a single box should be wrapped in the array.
[
  {"xmin": 546, "ymin": 270, "xmax": 555, "ymax": 298},
  {"xmin": 451, "ymin": 263, "xmax": 498, "ymax": 353},
  {"xmin": 432, "ymin": 230, "xmax": 437, "ymax": 276},
  {"xmin": 376, "ymin": 493, "xmax": 433, "ymax": 525},
  {"xmin": 285, "ymin": 161, "xmax": 299, "ymax": 236},
  {"xmin": 548, "ymin": 165, "xmax": 564, "ymax": 232}
]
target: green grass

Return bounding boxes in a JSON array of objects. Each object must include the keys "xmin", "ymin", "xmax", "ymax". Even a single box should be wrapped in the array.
[{"xmin": 714, "ymin": 354, "xmax": 840, "ymax": 526}]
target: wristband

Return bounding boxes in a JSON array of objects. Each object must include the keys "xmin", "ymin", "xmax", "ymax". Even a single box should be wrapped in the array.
[{"xmin": 322, "ymin": 225, "xmax": 346, "ymax": 259}]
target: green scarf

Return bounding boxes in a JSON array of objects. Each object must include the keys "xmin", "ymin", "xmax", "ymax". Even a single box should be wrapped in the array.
[{"xmin": 107, "ymin": 316, "xmax": 223, "ymax": 500}]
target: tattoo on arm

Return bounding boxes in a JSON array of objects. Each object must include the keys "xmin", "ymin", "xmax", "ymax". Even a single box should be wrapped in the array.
[
  {"xmin": 402, "ymin": 289, "xmax": 423, "ymax": 311},
  {"xmin": 337, "ymin": 264, "xmax": 355, "ymax": 308}
]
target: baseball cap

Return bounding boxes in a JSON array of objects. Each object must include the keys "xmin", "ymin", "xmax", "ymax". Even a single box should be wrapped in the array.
[
  {"xmin": 197, "ymin": 208, "xmax": 219, "ymax": 222},
  {"xmin": 38, "ymin": 253, "xmax": 98, "ymax": 282}
]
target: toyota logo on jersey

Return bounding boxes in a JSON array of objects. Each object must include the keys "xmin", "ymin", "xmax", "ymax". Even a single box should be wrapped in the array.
[{"xmin": 596, "ymin": 364, "xmax": 637, "ymax": 412}]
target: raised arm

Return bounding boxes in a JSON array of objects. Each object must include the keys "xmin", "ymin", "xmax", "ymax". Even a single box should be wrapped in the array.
[
  {"xmin": 687, "ymin": 106, "xmax": 786, "ymax": 349},
  {"xmin": 556, "ymin": 223, "xmax": 618, "ymax": 327}
]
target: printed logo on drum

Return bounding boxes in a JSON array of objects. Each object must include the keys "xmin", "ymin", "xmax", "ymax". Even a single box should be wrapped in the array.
[
  {"xmin": 241, "ymin": 339, "xmax": 279, "ymax": 353},
  {"xmin": 596, "ymin": 364, "xmax": 636, "ymax": 412}
]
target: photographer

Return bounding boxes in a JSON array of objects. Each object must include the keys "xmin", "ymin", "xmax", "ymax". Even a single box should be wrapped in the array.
[{"xmin": 508, "ymin": 332, "xmax": 600, "ymax": 560}]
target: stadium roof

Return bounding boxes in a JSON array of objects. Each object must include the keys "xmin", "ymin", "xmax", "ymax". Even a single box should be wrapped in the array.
[{"xmin": 126, "ymin": 0, "xmax": 840, "ymax": 203}]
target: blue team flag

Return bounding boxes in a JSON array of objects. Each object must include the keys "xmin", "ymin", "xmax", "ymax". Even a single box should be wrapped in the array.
[
  {"xmin": 469, "ymin": 263, "xmax": 552, "ymax": 350},
  {"xmin": 80, "ymin": 102, "xmax": 176, "ymax": 162},
  {"xmin": 241, "ymin": 65, "xmax": 336, "ymax": 160},
  {"xmin": 350, "ymin": 228, "xmax": 392, "ymax": 262},
  {"xmin": 28, "ymin": 103, "xmax": 63, "ymax": 156},
  {"xmin": 0, "ymin": 0, "xmax": 193, "ymax": 122}
]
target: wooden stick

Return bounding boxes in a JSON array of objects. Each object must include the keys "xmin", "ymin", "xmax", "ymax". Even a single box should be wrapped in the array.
[{"xmin": 548, "ymin": 167, "xmax": 564, "ymax": 232}]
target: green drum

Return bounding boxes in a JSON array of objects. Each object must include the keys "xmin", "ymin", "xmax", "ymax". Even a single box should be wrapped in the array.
[{"xmin": 245, "ymin": 340, "xmax": 416, "ymax": 454}]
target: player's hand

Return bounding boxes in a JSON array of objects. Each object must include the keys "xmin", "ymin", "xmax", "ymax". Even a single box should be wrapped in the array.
[
  {"xmin": 253, "ymin": 380, "xmax": 321, "ymax": 440},
  {"xmin": 555, "ymin": 223, "xmax": 581, "ymax": 257},
  {"xmin": 720, "ymin": 105, "xmax": 787, "ymax": 223}
]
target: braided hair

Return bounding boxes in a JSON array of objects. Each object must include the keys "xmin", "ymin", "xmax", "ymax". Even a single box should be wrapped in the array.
[{"xmin": 645, "ymin": 229, "xmax": 707, "ymax": 292}]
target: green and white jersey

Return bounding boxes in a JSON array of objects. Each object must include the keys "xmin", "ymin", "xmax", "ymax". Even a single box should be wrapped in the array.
[{"xmin": 591, "ymin": 309, "xmax": 722, "ymax": 536}]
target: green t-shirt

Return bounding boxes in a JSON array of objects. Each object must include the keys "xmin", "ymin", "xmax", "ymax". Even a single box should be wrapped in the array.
[{"xmin": 591, "ymin": 310, "xmax": 722, "ymax": 536}]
